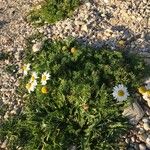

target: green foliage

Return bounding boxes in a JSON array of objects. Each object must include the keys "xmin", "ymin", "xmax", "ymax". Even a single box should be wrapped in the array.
[
  {"xmin": 0, "ymin": 51, "xmax": 9, "ymax": 60},
  {"xmin": 28, "ymin": 0, "xmax": 81, "ymax": 25},
  {"xmin": 0, "ymin": 38, "xmax": 147, "ymax": 150},
  {"xmin": 5, "ymin": 64, "xmax": 19, "ymax": 75}
]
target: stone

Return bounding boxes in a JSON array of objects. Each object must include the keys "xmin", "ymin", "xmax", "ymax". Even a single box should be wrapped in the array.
[
  {"xmin": 142, "ymin": 117, "xmax": 149, "ymax": 123},
  {"xmin": 122, "ymin": 100, "xmax": 145, "ymax": 125},
  {"xmin": 146, "ymin": 136, "xmax": 150, "ymax": 146},
  {"xmin": 81, "ymin": 24, "xmax": 88, "ymax": 33},
  {"xmin": 138, "ymin": 128, "xmax": 145, "ymax": 135},
  {"xmin": 131, "ymin": 136, "xmax": 136, "ymax": 142},
  {"xmin": 125, "ymin": 138, "xmax": 130, "ymax": 144},
  {"xmin": 139, "ymin": 143, "xmax": 146, "ymax": 150},
  {"xmin": 138, "ymin": 133, "xmax": 147, "ymax": 142},
  {"xmin": 143, "ymin": 122, "xmax": 150, "ymax": 131},
  {"xmin": 32, "ymin": 41, "xmax": 43, "ymax": 52},
  {"xmin": 133, "ymin": 143, "xmax": 139, "ymax": 150},
  {"xmin": 1, "ymin": 139, "xmax": 8, "ymax": 149}
]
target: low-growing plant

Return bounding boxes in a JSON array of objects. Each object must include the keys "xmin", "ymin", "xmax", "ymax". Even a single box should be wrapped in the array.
[
  {"xmin": 28, "ymin": 0, "xmax": 81, "ymax": 25},
  {"xmin": 0, "ymin": 38, "xmax": 148, "ymax": 150}
]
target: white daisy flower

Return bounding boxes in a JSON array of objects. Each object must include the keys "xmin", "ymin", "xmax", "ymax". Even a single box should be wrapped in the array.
[
  {"xmin": 22, "ymin": 63, "xmax": 30, "ymax": 76},
  {"xmin": 41, "ymin": 72, "xmax": 50, "ymax": 85},
  {"xmin": 26, "ymin": 80, "xmax": 37, "ymax": 93},
  {"xmin": 30, "ymin": 72, "xmax": 38, "ymax": 82},
  {"xmin": 112, "ymin": 84, "xmax": 129, "ymax": 102}
]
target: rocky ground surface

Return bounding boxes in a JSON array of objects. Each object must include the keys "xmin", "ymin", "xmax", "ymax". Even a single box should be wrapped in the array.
[{"xmin": 0, "ymin": 0, "xmax": 150, "ymax": 149}]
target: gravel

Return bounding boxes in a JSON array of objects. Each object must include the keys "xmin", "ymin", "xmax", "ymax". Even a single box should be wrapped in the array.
[{"xmin": 0, "ymin": 0, "xmax": 150, "ymax": 149}]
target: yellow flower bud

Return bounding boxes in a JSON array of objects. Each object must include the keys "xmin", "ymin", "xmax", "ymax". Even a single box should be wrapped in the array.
[
  {"xmin": 71, "ymin": 47, "xmax": 77, "ymax": 54},
  {"xmin": 117, "ymin": 40, "xmax": 125, "ymax": 47},
  {"xmin": 41, "ymin": 86, "xmax": 48, "ymax": 94},
  {"xmin": 138, "ymin": 86, "xmax": 147, "ymax": 94}
]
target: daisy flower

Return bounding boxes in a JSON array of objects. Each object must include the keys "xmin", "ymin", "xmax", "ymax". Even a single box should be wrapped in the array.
[
  {"xmin": 22, "ymin": 63, "xmax": 30, "ymax": 76},
  {"xmin": 41, "ymin": 72, "xmax": 50, "ymax": 85},
  {"xmin": 26, "ymin": 80, "xmax": 37, "ymax": 93},
  {"xmin": 30, "ymin": 72, "xmax": 38, "ymax": 82},
  {"xmin": 112, "ymin": 84, "xmax": 129, "ymax": 102}
]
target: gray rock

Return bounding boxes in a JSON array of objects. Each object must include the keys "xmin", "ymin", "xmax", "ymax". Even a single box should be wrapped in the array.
[
  {"xmin": 122, "ymin": 100, "xmax": 145, "ymax": 125},
  {"xmin": 138, "ymin": 133, "xmax": 147, "ymax": 142},
  {"xmin": 139, "ymin": 143, "xmax": 146, "ymax": 150}
]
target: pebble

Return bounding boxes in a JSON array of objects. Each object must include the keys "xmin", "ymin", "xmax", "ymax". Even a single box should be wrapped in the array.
[
  {"xmin": 138, "ymin": 133, "xmax": 147, "ymax": 142},
  {"xmin": 125, "ymin": 138, "xmax": 130, "ymax": 144},
  {"xmin": 143, "ymin": 122, "xmax": 150, "ymax": 131},
  {"xmin": 32, "ymin": 41, "xmax": 43, "ymax": 52},
  {"xmin": 138, "ymin": 128, "xmax": 145, "ymax": 135},
  {"xmin": 142, "ymin": 118, "xmax": 149, "ymax": 123},
  {"xmin": 131, "ymin": 136, "xmax": 136, "ymax": 143},
  {"xmin": 139, "ymin": 143, "xmax": 146, "ymax": 150}
]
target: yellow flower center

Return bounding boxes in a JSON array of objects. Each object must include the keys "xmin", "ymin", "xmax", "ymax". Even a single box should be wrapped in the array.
[
  {"xmin": 41, "ymin": 86, "xmax": 48, "ymax": 94},
  {"xmin": 146, "ymin": 90, "xmax": 150, "ymax": 97},
  {"xmin": 31, "ymin": 76, "xmax": 35, "ymax": 81},
  {"xmin": 23, "ymin": 65, "xmax": 27, "ymax": 70},
  {"xmin": 42, "ymin": 75, "xmax": 46, "ymax": 81},
  {"xmin": 118, "ymin": 90, "xmax": 125, "ymax": 97},
  {"xmin": 138, "ymin": 86, "xmax": 147, "ymax": 94},
  {"xmin": 26, "ymin": 83, "xmax": 32, "ymax": 90}
]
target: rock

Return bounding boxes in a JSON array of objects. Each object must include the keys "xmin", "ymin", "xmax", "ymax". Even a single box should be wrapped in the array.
[
  {"xmin": 125, "ymin": 138, "xmax": 130, "ymax": 144},
  {"xmin": 143, "ymin": 122, "xmax": 150, "ymax": 131},
  {"xmin": 32, "ymin": 41, "xmax": 43, "ymax": 52},
  {"xmin": 133, "ymin": 143, "xmax": 139, "ymax": 150},
  {"xmin": 122, "ymin": 100, "xmax": 145, "ymax": 125},
  {"xmin": 142, "ymin": 117, "xmax": 149, "ymax": 123},
  {"xmin": 1, "ymin": 139, "xmax": 8, "ymax": 149},
  {"xmin": 146, "ymin": 136, "xmax": 150, "ymax": 147},
  {"xmin": 81, "ymin": 24, "xmax": 88, "ymax": 33},
  {"xmin": 131, "ymin": 136, "xmax": 136, "ymax": 142},
  {"xmin": 139, "ymin": 143, "xmax": 146, "ymax": 150},
  {"xmin": 138, "ymin": 133, "xmax": 147, "ymax": 142},
  {"xmin": 138, "ymin": 128, "xmax": 145, "ymax": 134}
]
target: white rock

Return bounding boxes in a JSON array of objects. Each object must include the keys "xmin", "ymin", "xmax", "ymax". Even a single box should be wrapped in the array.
[
  {"xmin": 81, "ymin": 24, "xmax": 88, "ymax": 33},
  {"xmin": 139, "ymin": 143, "xmax": 146, "ymax": 150},
  {"xmin": 10, "ymin": 109, "xmax": 17, "ymax": 115},
  {"xmin": 138, "ymin": 127, "xmax": 145, "ymax": 134},
  {"xmin": 143, "ymin": 122, "xmax": 150, "ymax": 131},
  {"xmin": 131, "ymin": 136, "xmax": 136, "ymax": 142},
  {"xmin": 85, "ymin": 2, "xmax": 91, "ymax": 9},
  {"xmin": 32, "ymin": 42, "xmax": 43, "ymax": 52},
  {"xmin": 142, "ymin": 117, "xmax": 149, "ymax": 123},
  {"xmin": 146, "ymin": 136, "xmax": 150, "ymax": 145},
  {"xmin": 103, "ymin": 0, "xmax": 110, "ymax": 3}
]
